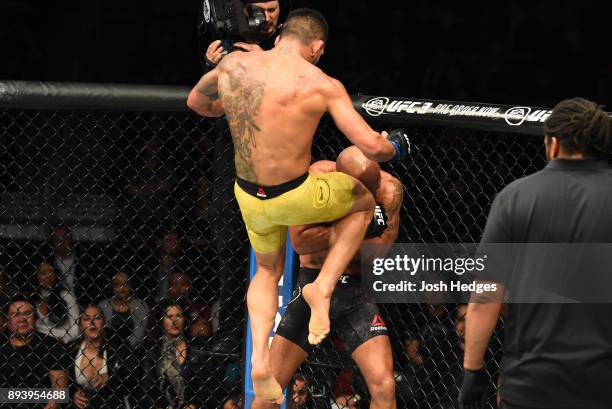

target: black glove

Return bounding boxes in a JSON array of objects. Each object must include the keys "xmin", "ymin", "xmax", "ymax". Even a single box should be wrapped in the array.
[
  {"xmin": 458, "ymin": 368, "xmax": 489, "ymax": 409},
  {"xmin": 365, "ymin": 204, "xmax": 388, "ymax": 238},
  {"xmin": 387, "ymin": 128, "xmax": 411, "ymax": 161}
]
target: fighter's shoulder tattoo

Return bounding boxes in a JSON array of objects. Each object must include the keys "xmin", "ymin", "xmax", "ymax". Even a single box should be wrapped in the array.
[{"xmin": 220, "ymin": 62, "xmax": 265, "ymax": 182}]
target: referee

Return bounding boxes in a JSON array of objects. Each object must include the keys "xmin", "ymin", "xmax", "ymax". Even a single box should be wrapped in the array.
[{"xmin": 459, "ymin": 97, "xmax": 612, "ymax": 409}]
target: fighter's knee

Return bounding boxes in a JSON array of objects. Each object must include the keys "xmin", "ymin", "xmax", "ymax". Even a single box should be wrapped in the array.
[{"xmin": 369, "ymin": 372, "xmax": 396, "ymax": 402}]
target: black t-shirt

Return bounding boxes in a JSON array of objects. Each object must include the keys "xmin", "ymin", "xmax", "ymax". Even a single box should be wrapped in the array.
[
  {"xmin": 0, "ymin": 333, "xmax": 71, "ymax": 408},
  {"xmin": 480, "ymin": 158, "xmax": 612, "ymax": 409},
  {"xmin": 110, "ymin": 309, "xmax": 134, "ymax": 341}
]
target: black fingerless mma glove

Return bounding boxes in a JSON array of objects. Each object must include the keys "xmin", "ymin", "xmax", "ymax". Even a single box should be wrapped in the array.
[
  {"xmin": 365, "ymin": 204, "xmax": 388, "ymax": 238},
  {"xmin": 458, "ymin": 368, "xmax": 489, "ymax": 409},
  {"xmin": 387, "ymin": 128, "xmax": 411, "ymax": 161}
]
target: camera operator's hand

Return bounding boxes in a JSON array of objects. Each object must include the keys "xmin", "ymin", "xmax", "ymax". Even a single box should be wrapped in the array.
[
  {"xmin": 234, "ymin": 42, "xmax": 263, "ymax": 52},
  {"xmin": 205, "ymin": 40, "xmax": 226, "ymax": 67}
]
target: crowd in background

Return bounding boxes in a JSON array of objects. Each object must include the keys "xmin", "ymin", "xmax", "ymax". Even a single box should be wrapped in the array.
[{"xmin": 1, "ymin": 226, "xmax": 483, "ymax": 408}]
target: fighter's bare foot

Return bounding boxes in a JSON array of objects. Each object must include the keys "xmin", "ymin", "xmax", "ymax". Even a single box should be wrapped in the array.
[
  {"xmin": 252, "ymin": 361, "xmax": 284, "ymax": 404},
  {"xmin": 302, "ymin": 282, "xmax": 331, "ymax": 345}
]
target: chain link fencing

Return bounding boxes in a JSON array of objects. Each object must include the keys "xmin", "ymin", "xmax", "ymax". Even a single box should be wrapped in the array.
[{"xmin": 0, "ymin": 82, "xmax": 558, "ymax": 408}]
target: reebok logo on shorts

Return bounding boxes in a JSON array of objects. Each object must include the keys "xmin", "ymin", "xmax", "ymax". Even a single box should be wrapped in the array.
[{"xmin": 370, "ymin": 314, "xmax": 387, "ymax": 332}]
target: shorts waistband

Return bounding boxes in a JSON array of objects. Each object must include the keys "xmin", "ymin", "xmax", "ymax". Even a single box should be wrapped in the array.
[
  {"xmin": 236, "ymin": 172, "xmax": 309, "ymax": 200},
  {"xmin": 299, "ymin": 267, "xmax": 361, "ymax": 286}
]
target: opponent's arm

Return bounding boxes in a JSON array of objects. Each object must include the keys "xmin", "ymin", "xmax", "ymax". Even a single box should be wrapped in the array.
[
  {"xmin": 366, "ymin": 175, "xmax": 403, "ymax": 247},
  {"xmin": 325, "ymin": 78, "xmax": 396, "ymax": 162},
  {"xmin": 187, "ymin": 66, "xmax": 224, "ymax": 117}
]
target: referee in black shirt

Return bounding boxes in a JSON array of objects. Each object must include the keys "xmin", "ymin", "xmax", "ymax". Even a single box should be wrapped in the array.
[{"xmin": 459, "ymin": 97, "xmax": 612, "ymax": 409}]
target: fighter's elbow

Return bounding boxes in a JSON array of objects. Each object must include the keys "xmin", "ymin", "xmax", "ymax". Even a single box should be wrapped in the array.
[
  {"xmin": 187, "ymin": 91, "xmax": 220, "ymax": 117},
  {"xmin": 186, "ymin": 91, "xmax": 206, "ymax": 115}
]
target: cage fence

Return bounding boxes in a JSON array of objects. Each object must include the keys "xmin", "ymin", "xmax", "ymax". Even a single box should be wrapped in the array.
[{"xmin": 0, "ymin": 82, "xmax": 556, "ymax": 409}]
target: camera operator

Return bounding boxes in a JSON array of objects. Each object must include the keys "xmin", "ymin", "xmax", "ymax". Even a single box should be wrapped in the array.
[{"xmin": 204, "ymin": 0, "xmax": 282, "ymax": 68}]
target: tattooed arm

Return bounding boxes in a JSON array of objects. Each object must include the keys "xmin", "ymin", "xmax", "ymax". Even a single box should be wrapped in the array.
[
  {"xmin": 187, "ymin": 66, "xmax": 224, "ymax": 117},
  {"xmin": 366, "ymin": 175, "xmax": 404, "ymax": 247}
]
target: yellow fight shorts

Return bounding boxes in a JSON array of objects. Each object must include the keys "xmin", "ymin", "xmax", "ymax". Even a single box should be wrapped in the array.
[{"xmin": 234, "ymin": 172, "xmax": 356, "ymax": 254}]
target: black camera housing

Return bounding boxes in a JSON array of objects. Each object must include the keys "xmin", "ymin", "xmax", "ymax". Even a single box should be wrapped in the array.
[
  {"xmin": 198, "ymin": 0, "xmax": 290, "ymax": 66},
  {"xmin": 246, "ymin": 4, "xmax": 267, "ymax": 34}
]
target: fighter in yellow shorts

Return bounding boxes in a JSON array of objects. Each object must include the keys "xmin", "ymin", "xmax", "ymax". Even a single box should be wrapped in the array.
[{"xmin": 187, "ymin": 8, "xmax": 409, "ymax": 403}]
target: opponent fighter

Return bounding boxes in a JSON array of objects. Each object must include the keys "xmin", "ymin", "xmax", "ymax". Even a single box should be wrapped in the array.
[
  {"xmin": 252, "ymin": 146, "xmax": 404, "ymax": 409},
  {"xmin": 187, "ymin": 8, "xmax": 410, "ymax": 402}
]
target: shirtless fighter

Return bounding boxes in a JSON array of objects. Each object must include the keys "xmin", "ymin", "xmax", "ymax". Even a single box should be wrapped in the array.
[
  {"xmin": 252, "ymin": 146, "xmax": 404, "ymax": 409},
  {"xmin": 187, "ymin": 9, "xmax": 410, "ymax": 402}
]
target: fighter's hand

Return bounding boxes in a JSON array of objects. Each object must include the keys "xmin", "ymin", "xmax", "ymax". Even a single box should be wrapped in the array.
[
  {"xmin": 458, "ymin": 368, "xmax": 489, "ymax": 409},
  {"xmin": 205, "ymin": 40, "xmax": 226, "ymax": 67},
  {"xmin": 234, "ymin": 42, "xmax": 263, "ymax": 52},
  {"xmin": 386, "ymin": 128, "xmax": 411, "ymax": 162}
]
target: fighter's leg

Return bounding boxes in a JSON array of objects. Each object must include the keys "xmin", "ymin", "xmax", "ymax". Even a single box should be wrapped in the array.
[
  {"xmin": 248, "ymin": 246, "xmax": 286, "ymax": 404},
  {"xmin": 352, "ymin": 335, "xmax": 396, "ymax": 409},
  {"xmin": 251, "ymin": 335, "xmax": 309, "ymax": 409},
  {"xmin": 302, "ymin": 178, "xmax": 375, "ymax": 344}
]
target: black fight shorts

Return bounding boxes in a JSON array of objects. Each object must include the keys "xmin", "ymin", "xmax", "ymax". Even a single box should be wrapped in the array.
[{"xmin": 275, "ymin": 268, "xmax": 388, "ymax": 354}]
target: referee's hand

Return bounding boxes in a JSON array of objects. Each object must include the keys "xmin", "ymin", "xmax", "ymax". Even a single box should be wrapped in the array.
[{"xmin": 458, "ymin": 367, "xmax": 489, "ymax": 409}]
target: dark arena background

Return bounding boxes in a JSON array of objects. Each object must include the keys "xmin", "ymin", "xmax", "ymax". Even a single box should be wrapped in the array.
[{"xmin": 0, "ymin": 1, "xmax": 609, "ymax": 409}]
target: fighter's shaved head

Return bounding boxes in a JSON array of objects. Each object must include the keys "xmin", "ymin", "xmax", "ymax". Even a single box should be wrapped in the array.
[{"xmin": 336, "ymin": 146, "xmax": 381, "ymax": 193}]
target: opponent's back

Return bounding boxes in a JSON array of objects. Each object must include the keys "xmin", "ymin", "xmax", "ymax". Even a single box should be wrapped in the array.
[{"xmin": 217, "ymin": 48, "xmax": 329, "ymax": 185}]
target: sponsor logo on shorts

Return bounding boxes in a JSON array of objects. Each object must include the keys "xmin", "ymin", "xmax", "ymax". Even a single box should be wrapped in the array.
[
  {"xmin": 363, "ymin": 97, "xmax": 390, "ymax": 117},
  {"xmin": 257, "ymin": 187, "xmax": 267, "ymax": 198},
  {"xmin": 203, "ymin": 0, "xmax": 211, "ymax": 23},
  {"xmin": 370, "ymin": 314, "xmax": 387, "ymax": 332},
  {"xmin": 338, "ymin": 276, "xmax": 349, "ymax": 284}
]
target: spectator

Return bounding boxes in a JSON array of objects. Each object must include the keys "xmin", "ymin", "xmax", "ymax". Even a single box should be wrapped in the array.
[
  {"xmin": 98, "ymin": 271, "xmax": 149, "ymax": 348},
  {"xmin": 223, "ymin": 392, "xmax": 243, "ymax": 409},
  {"xmin": 293, "ymin": 374, "xmax": 311, "ymax": 409},
  {"xmin": 331, "ymin": 395, "xmax": 359, "ymax": 409},
  {"xmin": 438, "ymin": 304, "xmax": 469, "ymax": 409},
  {"xmin": 454, "ymin": 304, "xmax": 467, "ymax": 352},
  {"xmin": 186, "ymin": 175, "xmax": 212, "ymax": 249},
  {"xmin": 400, "ymin": 303, "xmax": 455, "ymax": 408},
  {"xmin": 0, "ymin": 295, "xmax": 70, "ymax": 409},
  {"xmin": 125, "ymin": 138, "xmax": 176, "ymax": 240},
  {"xmin": 141, "ymin": 300, "xmax": 199, "ymax": 409},
  {"xmin": 32, "ymin": 262, "xmax": 80, "ymax": 344},
  {"xmin": 69, "ymin": 304, "xmax": 138, "ymax": 408},
  {"xmin": 46, "ymin": 225, "xmax": 95, "ymax": 306},
  {"xmin": 148, "ymin": 271, "xmax": 212, "ymax": 343},
  {"xmin": 402, "ymin": 303, "xmax": 453, "ymax": 366},
  {"xmin": 143, "ymin": 230, "xmax": 186, "ymax": 304},
  {"xmin": 0, "ymin": 269, "xmax": 18, "ymax": 333}
]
